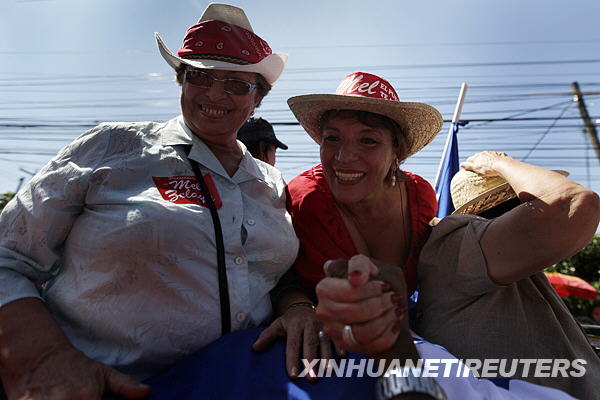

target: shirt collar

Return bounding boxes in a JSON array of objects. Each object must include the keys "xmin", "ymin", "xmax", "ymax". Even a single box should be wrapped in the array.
[
  {"xmin": 161, "ymin": 115, "xmax": 268, "ymax": 184},
  {"xmin": 235, "ymin": 145, "xmax": 269, "ymax": 184},
  {"xmin": 161, "ymin": 116, "xmax": 193, "ymax": 146}
]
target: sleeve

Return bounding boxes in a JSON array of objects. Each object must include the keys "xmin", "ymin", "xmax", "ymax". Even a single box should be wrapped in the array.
[
  {"xmin": 286, "ymin": 174, "xmax": 323, "ymax": 290},
  {"xmin": 411, "ymin": 173, "xmax": 438, "ymax": 226},
  {"xmin": 418, "ymin": 214, "xmax": 499, "ymax": 297},
  {"xmin": 0, "ymin": 124, "xmax": 110, "ymax": 307}
]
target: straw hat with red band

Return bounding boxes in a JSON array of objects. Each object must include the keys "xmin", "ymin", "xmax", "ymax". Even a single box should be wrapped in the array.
[
  {"xmin": 287, "ymin": 72, "xmax": 444, "ymax": 158},
  {"xmin": 155, "ymin": 3, "xmax": 287, "ymax": 85}
]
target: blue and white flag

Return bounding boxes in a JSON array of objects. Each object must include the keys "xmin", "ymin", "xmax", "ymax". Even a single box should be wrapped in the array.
[{"xmin": 434, "ymin": 122, "xmax": 461, "ymax": 217}]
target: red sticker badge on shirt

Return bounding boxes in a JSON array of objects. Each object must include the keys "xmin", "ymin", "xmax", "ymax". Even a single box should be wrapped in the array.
[{"xmin": 152, "ymin": 175, "xmax": 223, "ymax": 208}]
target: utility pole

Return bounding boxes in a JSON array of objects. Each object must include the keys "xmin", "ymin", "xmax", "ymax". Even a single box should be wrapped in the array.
[{"xmin": 571, "ymin": 81, "xmax": 600, "ymax": 165}]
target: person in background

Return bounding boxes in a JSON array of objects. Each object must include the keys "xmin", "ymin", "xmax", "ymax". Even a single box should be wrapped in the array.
[
  {"xmin": 592, "ymin": 303, "xmax": 600, "ymax": 325},
  {"xmin": 237, "ymin": 117, "xmax": 288, "ymax": 166},
  {"xmin": 577, "ymin": 301, "xmax": 600, "ymax": 325},
  {"xmin": 0, "ymin": 4, "xmax": 319, "ymax": 399}
]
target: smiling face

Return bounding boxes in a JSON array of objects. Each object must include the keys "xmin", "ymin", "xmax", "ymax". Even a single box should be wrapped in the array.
[
  {"xmin": 180, "ymin": 68, "xmax": 263, "ymax": 144},
  {"xmin": 319, "ymin": 111, "xmax": 399, "ymax": 205}
]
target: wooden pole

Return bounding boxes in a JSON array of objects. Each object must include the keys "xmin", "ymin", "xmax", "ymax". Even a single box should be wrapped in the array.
[{"xmin": 571, "ymin": 81, "xmax": 600, "ymax": 165}]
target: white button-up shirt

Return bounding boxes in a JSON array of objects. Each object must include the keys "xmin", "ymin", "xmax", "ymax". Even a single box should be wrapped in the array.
[{"xmin": 0, "ymin": 116, "xmax": 299, "ymax": 379}]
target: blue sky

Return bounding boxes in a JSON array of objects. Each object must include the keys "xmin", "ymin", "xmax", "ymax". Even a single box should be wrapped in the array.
[{"xmin": 1, "ymin": 0, "xmax": 599, "ymax": 195}]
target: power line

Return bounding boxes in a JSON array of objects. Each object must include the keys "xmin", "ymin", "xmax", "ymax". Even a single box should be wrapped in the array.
[
  {"xmin": 465, "ymin": 100, "xmax": 573, "ymax": 128},
  {"xmin": 284, "ymin": 39, "xmax": 600, "ymax": 50},
  {"xmin": 522, "ymin": 103, "xmax": 573, "ymax": 161},
  {"xmin": 285, "ymin": 59, "xmax": 600, "ymax": 74}
]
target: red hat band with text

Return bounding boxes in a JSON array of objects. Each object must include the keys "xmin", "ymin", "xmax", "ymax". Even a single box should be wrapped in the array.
[{"xmin": 335, "ymin": 72, "xmax": 400, "ymax": 102}]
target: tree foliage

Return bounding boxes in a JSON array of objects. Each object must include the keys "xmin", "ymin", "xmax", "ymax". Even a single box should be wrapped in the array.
[
  {"xmin": 0, "ymin": 192, "xmax": 15, "ymax": 213},
  {"xmin": 546, "ymin": 235, "xmax": 600, "ymax": 316}
]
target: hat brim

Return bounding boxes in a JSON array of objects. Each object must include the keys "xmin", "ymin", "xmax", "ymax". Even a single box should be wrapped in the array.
[
  {"xmin": 287, "ymin": 94, "xmax": 443, "ymax": 158},
  {"xmin": 452, "ymin": 169, "xmax": 570, "ymax": 215},
  {"xmin": 155, "ymin": 33, "xmax": 287, "ymax": 85},
  {"xmin": 273, "ymin": 138, "xmax": 288, "ymax": 150}
]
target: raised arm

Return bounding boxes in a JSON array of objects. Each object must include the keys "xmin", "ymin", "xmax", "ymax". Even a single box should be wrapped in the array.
[{"xmin": 461, "ymin": 151, "xmax": 600, "ymax": 285}]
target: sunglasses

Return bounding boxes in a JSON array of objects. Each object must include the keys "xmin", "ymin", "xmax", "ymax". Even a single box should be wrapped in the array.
[{"xmin": 184, "ymin": 69, "xmax": 259, "ymax": 96}]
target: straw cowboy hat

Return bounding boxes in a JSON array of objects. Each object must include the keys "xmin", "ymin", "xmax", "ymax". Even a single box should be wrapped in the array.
[
  {"xmin": 451, "ymin": 168, "xmax": 569, "ymax": 215},
  {"xmin": 155, "ymin": 3, "xmax": 287, "ymax": 85},
  {"xmin": 287, "ymin": 72, "xmax": 444, "ymax": 158}
]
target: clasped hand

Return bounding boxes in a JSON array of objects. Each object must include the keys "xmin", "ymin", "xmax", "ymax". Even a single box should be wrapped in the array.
[{"xmin": 315, "ymin": 255, "xmax": 409, "ymax": 356}]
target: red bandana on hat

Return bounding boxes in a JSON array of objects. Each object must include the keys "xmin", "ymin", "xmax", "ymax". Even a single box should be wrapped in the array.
[
  {"xmin": 335, "ymin": 72, "xmax": 400, "ymax": 102},
  {"xmin": 177, "ymin": 20, "xmax": 272, "ymax": 65}
]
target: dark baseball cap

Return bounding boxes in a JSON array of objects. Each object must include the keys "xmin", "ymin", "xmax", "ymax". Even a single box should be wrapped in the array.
[{"xmin": 237, "ymin": 117, "xmax": 288, "ymax": 150}]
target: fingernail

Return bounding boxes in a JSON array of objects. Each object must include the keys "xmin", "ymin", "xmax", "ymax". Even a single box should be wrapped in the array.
[
  {"xmin": 323, "ymin": 260, "xmax": 333, "ymax": 275},
  {"xmin": 381, "ymin": 282, "xmax": 391, "ymax": 292},
  {"xmin": 349, "ymin": 270, "xmax": 362, "ymax": 278},
  {"xmin": 291, "ymin": 366, "xmax": 299, "ymax": 378},
  {"xmin": 391, "ymin": 293, "xmax": 402, "ymax": 304}
]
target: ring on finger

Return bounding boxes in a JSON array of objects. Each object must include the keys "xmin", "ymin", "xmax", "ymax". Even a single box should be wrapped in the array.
[
  {"xmin": 318, "ymin": 330, "xmax": 328, "ymax": 341},
  {"xmin": 342, "ymin": 324, "xmax": 358, "ymax": 346}
]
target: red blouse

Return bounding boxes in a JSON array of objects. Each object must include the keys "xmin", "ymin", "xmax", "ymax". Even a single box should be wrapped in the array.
[{"xmin": 286, "ymin": 164, "xmax": 438, "ymax": 294}]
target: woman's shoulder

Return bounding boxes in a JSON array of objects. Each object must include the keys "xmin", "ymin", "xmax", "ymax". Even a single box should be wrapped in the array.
[
  {"xmin": 401, "ymin": 170, "xmax": 434, "ymax": 189},
  {"xmin": 71, "ymin": 120, "xmax": 164, "ymax": 151},
  {"xmin": 57, "ymin": 120, "xmax": 167, "ymax": 168},
  {"xmin": 287, "ymin": 165, "xmax": 327, "ymax": 200},
  {"xmin": 81, "ymin": 120, "xmax": 163, "ymax": 138},
  {"xmin": 286, "ymin": 165, "xmax": 334, "ymax": 214},
  {"xmin": 400, "ymin": 170, "xmax": 438, "ymax": 220},
  {"xmin": 401, "ymin": 171, "xmax": 435, "ymax": 199},
  {"xmin": 95, "ymin": 120, "xmax": 166, "ymax": 146},
  {"xmin": 252, "ymin": 158, "xmax": 287, "ymax": 194}
]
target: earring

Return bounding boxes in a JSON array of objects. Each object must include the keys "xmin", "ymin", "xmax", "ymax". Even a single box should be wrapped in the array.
[{"xmin": 389, "ymin": 157, "xmax": 399, "ymax": 187}]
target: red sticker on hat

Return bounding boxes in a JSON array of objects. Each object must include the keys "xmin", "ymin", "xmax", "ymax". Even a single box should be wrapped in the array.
[{"xmin": 152, "ymin": 175, "xmax": 222, "ymax": 208}]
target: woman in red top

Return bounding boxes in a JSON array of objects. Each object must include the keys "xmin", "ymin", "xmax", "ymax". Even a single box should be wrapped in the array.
[
  {"xmin": 286, "ymin": 72, "xmax": 443, "ymax": 296},
  {"xmin": 253, "ymin": 72, "xmax": 443, "ymax": 380}
]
